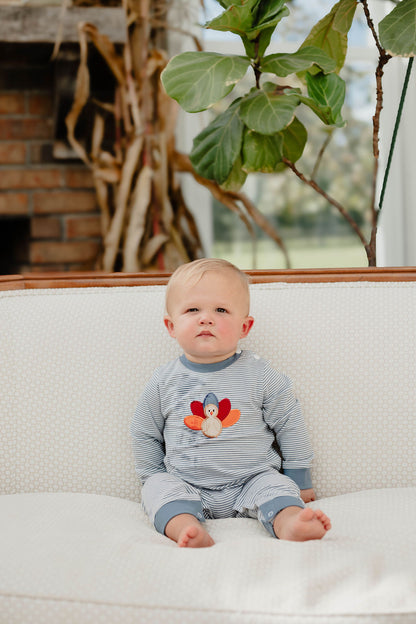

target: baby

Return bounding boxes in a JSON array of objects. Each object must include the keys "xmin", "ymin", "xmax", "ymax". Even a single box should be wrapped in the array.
[{"xmin": 130, "ymin": 259, "xmax": 331, "ymax": 547}]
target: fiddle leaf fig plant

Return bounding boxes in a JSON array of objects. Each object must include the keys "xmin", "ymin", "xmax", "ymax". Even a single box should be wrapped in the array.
[
  {"xmin": 161, "ymin": 0, "xmax": 353, "ymax": 190},
  {"xmin": 161, "ymin": 0, "xmax": 416, "ymax": 266}
]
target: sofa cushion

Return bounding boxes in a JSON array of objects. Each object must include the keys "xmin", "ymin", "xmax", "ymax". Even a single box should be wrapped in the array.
[{"xmin": 0, "ymin": 488, "xmax": 415, "ymax": 623}]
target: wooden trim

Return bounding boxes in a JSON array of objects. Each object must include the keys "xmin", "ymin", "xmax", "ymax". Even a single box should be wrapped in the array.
[
  {"xmin": 1, "ymin": 267, "xmax": 416, "ymax": 291},
  {"xmin": 0, "ymin": 275, "xmax": 25, "ymax": 290},
  {"xmin": 247, "ymin": 267, "xmax": 416, "ymax": 283}
]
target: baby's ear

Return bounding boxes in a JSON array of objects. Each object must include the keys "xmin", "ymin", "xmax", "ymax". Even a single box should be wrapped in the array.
[
  {"xmin": 241, "ymin": 316, "xmax": 254, "ymax": 338},
  {"xmin": 164, "ymin": 316, "xmax": 176, "ymax": 338}
]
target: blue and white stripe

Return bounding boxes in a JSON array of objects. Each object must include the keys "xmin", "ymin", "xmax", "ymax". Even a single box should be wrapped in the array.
[{"xmin": 130, "ymin": 350, "xmax": 313, "ymax": 531}]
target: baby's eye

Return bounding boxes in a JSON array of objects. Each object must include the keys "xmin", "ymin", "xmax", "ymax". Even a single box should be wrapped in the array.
[
  {"xmin": 186, "ymin": 307, "xmax": 199, "ymax": 313},
  {"xmin": 216, "ymin": 307, "xmax": 228, "ymax": 313}
]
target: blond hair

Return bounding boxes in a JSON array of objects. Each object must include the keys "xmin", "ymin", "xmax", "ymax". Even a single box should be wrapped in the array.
[{"xmin": 165, "ymin": 258, "xmax": 250, "ymax": 314}]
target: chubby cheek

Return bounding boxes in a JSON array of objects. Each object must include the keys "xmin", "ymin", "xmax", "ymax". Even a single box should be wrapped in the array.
[
  {"xmin": 165, "ymin": 316, "xmax": 193, "ymax": 340},
  {"xmin": 217, "ymin": 318, "xmax": 240, "ymax": 339},
  {"xmin": 171, "ymin": 319, "xmax": 194, "ymax": 344}
]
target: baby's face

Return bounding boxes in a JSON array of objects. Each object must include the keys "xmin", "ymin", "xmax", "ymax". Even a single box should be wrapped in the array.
[{"xmin": 164, "ymin": 270, "xmax": 254, "ymax": 364}]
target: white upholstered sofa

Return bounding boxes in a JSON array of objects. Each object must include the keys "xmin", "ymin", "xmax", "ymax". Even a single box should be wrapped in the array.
[{"xmin": 1, "ymin": 267, "xmax": 416, "ymax": 623}]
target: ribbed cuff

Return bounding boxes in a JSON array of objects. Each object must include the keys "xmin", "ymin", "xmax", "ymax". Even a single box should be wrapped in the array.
[
  {"xmin": 154, "ymin": 499, "xmax": 205, "ymax": 535},
  {"xmin": 283, "ymin": 467, "xmax": 312, "ymax": 490},
  {"xmin": 258, "ymin": 496, "xmax": 304, "ymax": 537}
]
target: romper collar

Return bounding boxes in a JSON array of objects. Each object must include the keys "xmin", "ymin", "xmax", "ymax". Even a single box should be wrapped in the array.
[{"xmin": 179, "ymin": 350, "xmax": 242, "ymax": 372}]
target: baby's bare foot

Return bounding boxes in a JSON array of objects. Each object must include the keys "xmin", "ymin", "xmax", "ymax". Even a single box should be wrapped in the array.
[
  {"xmin": 177, "ymin": 524, "xmax": 215, "ymax": 548},
  {"xmin": 274, "ymin": 507, "xmax": 331, "ymax": 541}
]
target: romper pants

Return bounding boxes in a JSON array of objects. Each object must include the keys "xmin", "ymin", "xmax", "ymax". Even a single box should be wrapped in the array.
[{"xmin": 142, "ymin": 469, "xmax": 304, "ymax": 537}]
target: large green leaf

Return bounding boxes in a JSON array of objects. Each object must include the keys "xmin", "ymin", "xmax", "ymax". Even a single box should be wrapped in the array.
[
  {"xmin": 220, "ymin": 154, "xmax": 248, "ymax": 191},
  {"xmin": 243, "ymin": 2, "xmax": 289, "ymax": 58},
  {"xmin": 205, "ymin": 0, "xmax": 288, "ymax": 41},
  {"xmin": 242, "ymin": 129, "xmax": 284, "ymax": 173},
  {"xmin": 306, "ymin": 72, "xmax": 345, "ymax": 123},
  {"xmin": 279, "ymin": 116, "xmax": 308, "ymax": 162},
  {"xmin": 204, "ymin": 0, "xmax": 259, "ymax": 38},
  {"xmin": 299, "ymin": 0, "xmax": 357, "ymax": 73},
  {"xmin": 240, "ymin": 83, "xmax": 300, "ymax": 135},
  {"xmin": 161, "ymin": 52, "xmax": 250, "ymax": 113},
  {"xmin": 294, "ymin": 72, "xmax": 345, "ymax": 126},
  {"xmin": 261, "ymin": 46, "xmax": 336, "ymax": 77},
  {"xmin": 205, "ymin": 0, "xmax": 289, "ymax": 59},
  {"xmin": 379, "ymin": 0, "xmax": 416, "ymax": 57},
  {"xmin": 248, "ymin": 0, "xmax": 289, "ymax": 39},
  {"xmin": 189, "ymin": 101, "xmax": 244, "ymax": 183}
]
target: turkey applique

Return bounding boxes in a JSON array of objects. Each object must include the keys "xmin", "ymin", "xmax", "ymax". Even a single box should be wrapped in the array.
[{"xmin": 184, "ymin": 392, "xmax": 240, "ymax": 438}]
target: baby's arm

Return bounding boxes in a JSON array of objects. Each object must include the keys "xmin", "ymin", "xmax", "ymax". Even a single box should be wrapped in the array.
[
  {"xmin": 130, "ymin": 375, "xmax": 166, "ymax": 485},
  {"xmin": 263, "ymin": 367, "xmax": 314, "ymax": 491}
]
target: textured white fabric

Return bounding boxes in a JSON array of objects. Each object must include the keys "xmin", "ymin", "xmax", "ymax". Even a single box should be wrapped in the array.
[
  {"xmin": 0, "ymin": 489, "xmax": 415, "ymax": 623},
  {"xmin": 1, "ymin": 282, "xmax": 415, "ymax": 500},
  {"xmin": 1, "ymin": 286, "xmax": 176, "ymax": 501}
]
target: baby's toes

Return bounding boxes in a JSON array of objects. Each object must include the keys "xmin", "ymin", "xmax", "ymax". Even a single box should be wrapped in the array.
[{"xmin": 314, "ymin": 509, "xmax": 331, "ymax": 530}]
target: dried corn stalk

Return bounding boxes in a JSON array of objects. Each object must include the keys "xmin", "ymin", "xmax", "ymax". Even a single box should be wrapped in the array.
[
  {"xmin": 66, "ymin": 0, "xmax": 290, "ymax": 271},
  {"xmin": 66, "ymin": 0, "xmax": 204, "ymax": 271}
]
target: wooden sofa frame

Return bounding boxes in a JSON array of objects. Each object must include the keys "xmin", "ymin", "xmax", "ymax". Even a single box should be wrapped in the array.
[{"xmin": 1, "ymin": 266, "xmax": 416, "ymax": 291}]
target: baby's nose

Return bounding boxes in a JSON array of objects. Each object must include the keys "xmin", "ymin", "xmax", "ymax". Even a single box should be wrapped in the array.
[{"xmin": 199, "ymin": 314, "xmax": 213, "ymax": 324}]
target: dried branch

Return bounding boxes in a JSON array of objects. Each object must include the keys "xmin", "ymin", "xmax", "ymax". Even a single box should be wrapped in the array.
[
  {"xmin": 102, "ymin": 135, "xmax": 143, "ymax": 271},
  {"xmin": 174, "ymin": 151, "xmax": 291, "ymax": 267},
  {"xmin": 311, "ymin": 131, "xmax": 333, "ymax": 181},
  {"xmin": 123, "ymin": 164, "xmax": 153, "ymax": 271},
  {"xmin": 360, "ymin": 0, "xmax": 391, "ymax": 264},
  {"xmin": 51, "ymin": 0, "xmax": 72, "ymax": 60},
  {"xmin": 173, "ymin": 152, "xmax": 255, "ymax": 236},
  {"xmin": 65, "ymin": 24, "xmax": 91, "ymax": 165},
  {"xmin": 230, "ymin": 190, "xmax": 291, "ymax": 269},
  {"xmin": 283, "ymin": 157, "xmax": 371, "ymax": 261},
  {"xmin": 66, "ymin": 1, "xmax": 204, "ymax": 272},
  {"xmin": 360, "ymin": 0, "xmax": 385, "ymax": 57}
]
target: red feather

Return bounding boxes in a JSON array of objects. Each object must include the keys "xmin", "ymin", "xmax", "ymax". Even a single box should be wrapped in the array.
[
  {"xmin": 190, "ymin": 400, "xmax": 205, "ymax": 418},
  {"xmin": 217, "ymin": 398, "xmax": 231, "ymax": 421}
]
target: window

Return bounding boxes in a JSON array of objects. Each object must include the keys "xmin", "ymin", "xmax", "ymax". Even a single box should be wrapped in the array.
[{"xmin": 179, "ymin": 0, "xmax": 414, "ymax": 268}]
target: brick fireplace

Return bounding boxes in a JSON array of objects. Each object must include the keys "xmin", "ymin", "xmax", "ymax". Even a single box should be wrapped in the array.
[
  {"xmin": 0, "ymin": 42, "xmax": 103, "ymax": 273},
  {"xmin": 0, "ymin": 6, "xmax": 124, "ymax": 274}
]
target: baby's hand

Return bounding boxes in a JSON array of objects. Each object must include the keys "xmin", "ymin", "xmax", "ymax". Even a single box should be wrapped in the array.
[{"xmin": 300, "ymin": 488, "xmax": 316, "ymax": 503}]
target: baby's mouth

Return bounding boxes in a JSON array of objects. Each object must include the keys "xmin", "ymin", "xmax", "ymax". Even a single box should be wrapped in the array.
[{"xmin": 197, "ymin": 331, "xmax": 214, "ymax": 337}]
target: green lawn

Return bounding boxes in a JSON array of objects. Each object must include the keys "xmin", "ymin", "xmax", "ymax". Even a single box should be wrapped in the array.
[{"xmin": 212, "ymin": 236, "xmax": 368, "ymax": 270}]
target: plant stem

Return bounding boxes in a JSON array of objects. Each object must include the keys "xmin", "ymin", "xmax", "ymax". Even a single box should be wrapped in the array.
[
  {"xmin": 379, "ymin": 56, "xmax": 414, "ymax": 210},
  {"xmin": 360, "ymin": 0, "xmax": 384, "ymax": 56},
  {"xmin": 311, "ymin": 131, "xmax": 333, "ymax": 181},
  {"xmin": 282, "ymin": 157, "xmax": 372, "ymax": 263},
  {"xmin": 174, "ymin": 151, "xmax": 291, "ymax": 268},
  {"xmin": 253, "ymin": 37, "xmax": 261, "ymax": 88},
  {"xmin": 229, "ymin": 190, "xmax": 291, "ymax": 269},
  {"xmin": 360, "ymin": 0, "xmax": 391, "ymax": 265}
]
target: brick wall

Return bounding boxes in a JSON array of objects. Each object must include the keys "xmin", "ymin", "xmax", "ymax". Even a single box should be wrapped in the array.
[{"xmin": 0, "ymin": 43, "xmax": 102, "ymax": 273}]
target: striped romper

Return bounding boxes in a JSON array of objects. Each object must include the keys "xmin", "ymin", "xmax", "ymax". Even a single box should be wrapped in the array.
[{"xmin": 130, "ymin": 350, "xmax": 314, "ymax": 537}]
